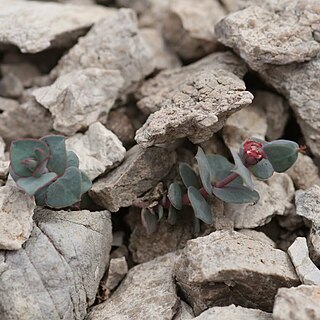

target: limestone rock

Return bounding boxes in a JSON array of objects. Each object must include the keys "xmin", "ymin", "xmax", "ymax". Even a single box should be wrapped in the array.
[
  {"xmin": 174, "ymin": 230, "xmax": 300, "ymax": 314},
  {"xmin": 220, "ymin": 0, "xmax": 265, "ymax": 12},
  {"xmin": 87, "ymin": 252, "xmax": 180, "ymax": 320},
  {"xmin": 0, "ymin": 186, "xmax": 35, "ymax": 250},
  {"xmin": 0, "ymin": 97, "xmax": 53, "ymax": 143},
  {"xmin": 103, "ymin": 257, "xmax": 128, "ymax": 293},
  {"xmin": 273, "ymin": 285, "xmax": 320, "ymax": 320},
  {"xmin": 238, "ymin": 229, "xmax": 276, "ymax": 247},
  {"xmin": 90, "ymin": 145, "xmax": 176, "ymax": 211},
  {"xmin": 0, "ymin": 137, "xmax": 9, "ymax": 180},
  {"xmin": 195, "ymin": 305, "xmax": 272, "ymax": 320},
  {"xmin": 252, "ymin": 90, "xmax": 289, "ymax": 140},
  {"xmin": 52, "ymin": 9, "xmax": 154, "ymax": 97},
  {"xmin": 215, "ymin": 1, "xmax": 320, "ymax": 69},
  {"xmin": 135, "ymin": 52, "xmax": 253, "ymax": 147},
  {"xmin": 288, "ymin": 237, "xmax": 320, "ymax": 285},
  {"xmin": 222, "ymin": 104, "xmax": 267, "ymax": 149},
  {"xmin": 309, "ymin": 232, "xmax": 320, "ymax": 267},
  {"xmin": 0, "ymin": 73, "xmax": 23, "ymax": 98},
  {"xmin": 163, "ymin": 0, "xmax": 226, "ymax": 60},
  {"xmin": 223, "ymin": 174, "xmax": 295, "ymax": 229},
  {"xmin": 0, "ymin": 209, "xmax": 112, "ymax": 320},
  {"xmin": 0, "ymin": 0, "xmax": 113, "ymax": 53},
  {"xmin": 141, "ymin": 28, "xmax": 181, "ymax": 71},
  {"xmin": 287, "ymin": 153, "xmax": 320, "ymax": 190},
  {"xmin": 105, "ymin": 110, "xmax": 136, "ymax": 147},
  {"xmin": 66, "ymin": 122, "xmax": 126, "ymax": 180},
  {"xmin": 173, "ymin": 301, "xmax": 194, "ymax": 320},
  {"xmin": 33, "ymin": 68, "xmax": 123, "ymax": 136}
]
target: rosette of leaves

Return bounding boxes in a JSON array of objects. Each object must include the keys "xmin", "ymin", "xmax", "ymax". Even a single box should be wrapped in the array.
[
  {"xmin": 152, "ymin": 138, "xmax": 300, "ymax": 232},
  {"xmin": 9, "ymin": 136, "xmax": 91, "ymax": 209}
]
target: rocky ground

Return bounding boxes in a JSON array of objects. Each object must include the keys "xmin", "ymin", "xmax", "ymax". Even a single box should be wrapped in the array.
[{"xmin": 0, "ymin": 0, "xmax": 320, "ymax": 319}]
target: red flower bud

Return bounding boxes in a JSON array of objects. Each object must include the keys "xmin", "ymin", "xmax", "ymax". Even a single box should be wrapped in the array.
[{"xmin": 243, "ymin": 140, "xmax": 267, "ymax": 166}]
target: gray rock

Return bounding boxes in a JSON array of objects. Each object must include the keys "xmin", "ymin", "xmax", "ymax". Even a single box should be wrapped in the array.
[
  {"xmin": 0, "ymin": 0, "xmax": 113, "ymax": 53},
  {"xmin": 287, "ymin": 154, "xmax": 320, "ymax": 190},
  {"xmin": 0, "ymin": 72, "xmax": 24, "ymax": 98},
  {"xmin": 0, "ymin": 96, "xmax": 53, "ymax": 143},
  {"xmin": 215, "ymin": 0, "xmax": 320, "ymax": 69},
  {"xmin": 104, "ymin": 257, "xmax": 128, "ymax": 292},
  {"xmin": 90, "ymin": 145, "xmax": 176, "ymax": 211},
  {"xmin": 33, "ymin": 68, "xmax": 124, "ymax": 135},
  {"xmin": 220, "ymin": 0, "xmax": 265, "ymax": 12},
  {"xmin": 273, "ymin": 285, "xmax": 320, "ymax": 320},
  {"xmin": 65, "ymin": 122, "xmax": 126, "ymax": 180},
  {"xmin": 135, "ymin": 52, "xmax": 253, "ymax": 147},
  {"xmin": 0, "ymin": 186, "xmax": 36, "ymax": 250},
  {"xmin": 195, "ymin": 305, "xmax": 272, "ymax": 320},
  {"xmin": 173, "ymin": 301, "xmax": 194, "ymax": 320},
  {"xmin": 52, "ymin": 9, "xmax": 154, "ymax": 97},
  {"xmin": 0, "ymin": 137, "xmax": 9, "ymax": 180},
  {"xmin": 0, "ymin": 209, "xmax": 112, "ymax": 320},
  {"xmin": 238, "ymin": 229, "xmax": 276, "ymax": 247},
  {"xmin": 288, "ymin": 237, "xmax": 320, "ymax": 285},
  {"xmin": 223, "ymin": 173, "xmax": 295, "ymax": 229},
  {"xmin": 87, "ymin": 252, "xmax": 180, "ymax": 320},
  {"xmin": 174, "ymin": 230, "xmax": 300, "ymax": 314},
  {"xmin": 163, "ymin": 0, "xmax": 226, "ymax": 60}
]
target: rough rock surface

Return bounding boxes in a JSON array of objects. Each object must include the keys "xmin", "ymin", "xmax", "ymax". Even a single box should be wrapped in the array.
[
  {"xmin": 90, "ymin": 145, "xmax": 176, "ymax": 211},
  {"xmin": 0, "ymin": 186, "xmax": 36, "ymax": 250},
  {"xmin": 0, "ymin": 0, "xmax": 113, "ymax": 53},
  {"xmin": 194, "ymin": 305, "xmax": 272, "ymax": 320},
  {"xmin": 140, "ymin": 28, "xmax": 181, "ymax": 71},
  {"xmin": 215, "ymin": 0, "xmax": 320, "ymax": 69},
  {"xmin": 0, "ymin": 72, "xmax": 24, "ymax": 98},
  {"xmin": 287, "ymin": 154, "xmax": 320, "ymax": 190},
  {"xmin": 33, "ymin": 68, "xmax": 124, "ymax": 135},
  {"xmin": 0, "ymin": 209, "xmax": 112, "ymax": 320},
  {"xmin": 273, "ymin": 285, "xmax": 320, "ymax": 320},
  {"xmin": 220, "ymin": 0, "xmax": 265, "ymax": 12},
  {"xmin": 163, "ymin": 0, "xmax": 226, "ymax": 60},
  {"xmin": 52, "ymin": 9, "xmax": 154, "ymax": 97},
  {"xmin": 173, "ymin": 301, "xmax": 194, "ymax": 320},
  {"xmin": 135, "ymin": 52, "xmax": 253, "ymax": 147},
  {"xmin": 87, "ymin": 252, "xmax": 180, "ymax": 320},
  {"xmin": 223, "ymin": 174, "xmax": 294, "ymax": 229},
  {"xmin": 174, "ymin": 231, "xmax": 300, "ymax": 314},
  {"xmin": 66, "ymin": 122, "xmax": 126, "ymax": 180},
  {"xmin": 0, "ymin": 137, "xmax": 9, "ymax": 180},
  {"xmin": 104, "ymin": 257, "xmax": 128, "ymax": 292},
  {"xmin": 288, "ymin": 237, "xmax": 320, "ymax": 285},
  {"xmin": 0, "ymin": 97, "xmax": 53, "ymax": 143}
]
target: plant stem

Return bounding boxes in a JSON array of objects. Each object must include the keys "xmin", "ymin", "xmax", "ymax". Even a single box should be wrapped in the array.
[{"xmin": 214, "ymin": 172, "xmax": 239, "ymax": 188}]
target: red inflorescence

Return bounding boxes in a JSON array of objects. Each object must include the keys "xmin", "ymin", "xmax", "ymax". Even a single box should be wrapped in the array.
[{"xmin": 243, "ymin": 140, "xmax": 267, "ymax": 165}]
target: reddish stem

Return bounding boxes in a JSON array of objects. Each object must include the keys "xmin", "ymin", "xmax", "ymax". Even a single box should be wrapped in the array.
[{"xmin": 214, "ymin": 172, "xmax": 239, "ymax": 188}]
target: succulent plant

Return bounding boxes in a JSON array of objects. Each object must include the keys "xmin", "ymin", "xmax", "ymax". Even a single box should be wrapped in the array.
[
  {"xmin": 138, "ymin": 138, "xmax": 301, "ymax": 233},
  {"xmin": 9, "ymin": 135, "xmax": 91, "ymax": 209}
]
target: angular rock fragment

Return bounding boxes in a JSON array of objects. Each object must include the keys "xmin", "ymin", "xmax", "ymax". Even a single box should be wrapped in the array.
[
  {"xmin": 0, "ymin": 73, "xmax": 23, "ymax": 98},
  {"xmin": 287, "ymin": 153, "xmax": 320, "ymax": 190},
  {"xmin": 173, "ymin": 301, "xmax": 194, "ymax": 320},
  {"xmin": 90, "ymin": 145, "xmax": 176, "ymax": 211},
  {"xmin": 104, "ymin": 257, "xmax": 128, "ymax": 292},
  {"xmin": 33, "ymin": 68, "xmax": 124, "ymax": 135},
  {"xmin": 0, "ymin": 97, "xmax": 53, "ymax": 143},
  {"xmin": 141, "ymin": 28, "xmax": 181, "ymax": 71},
  {"xmin": 0, "ymin": 0, "xmax": 113, "ymax": 53},
  {"xmin": 0, "ymin": 137, "xmax": 9, "ymax": 180},
  {"xmin": 194, "ymin": 305, "xmax": 272, "ymax": 320},
  {"xmin": 66, "ymin": 122, "xmax": 126, "ymax": 180},
  {"xmin": 0, "ymin": 186, "xmax": 35, "ymax": 250},
  {"xmin": 220, "ymin": 0, "xmax": 265, "ymax": 12},
  {"xmin": 222, "ymin": 104, "xmax": 267, "ymax": 149},
  {"xmin": 163, "ymin": 0, "xmax": 226, "ymax": 60},
  {"xmin": 288, "ymin": 237, "xmax": 320, "ymax": 285},
  {"xmin": 216, "ymin": 1, "xmax": 320, "ymax": 69},
  {"xmin": 87, "ymin": 252, "xmax": 180, "ymax": 320},
  {"xmin": 223, "ymin": 174, "xmax": 294, "ymax": 229},
  {"xmin": 0, "ymin": 209, "xmax": 112, "ymax": 320},
  {"xmin": 174, "ymin": 230, "xmax": 300, "ymax": 314},
  {"xmin": 52, "ymin": 9, "xmax": 154, "ymax": 97},
  {"xmin": 135, "ymin": 52, "xmax": 253, "ymax": 147},
  {"xmin": 273, "ymin": 285, "xmax": 320, "ymax": 320},
  {"xmin": 239, "ymin": 229, "xmax": 276, "ymax": 247}
]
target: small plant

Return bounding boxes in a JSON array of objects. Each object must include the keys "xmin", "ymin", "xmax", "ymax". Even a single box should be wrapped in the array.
[
  {"xmin": 9, "ymin": 135, "xmax": 91, "ymax": 209},
  {"xmin": 138, "ymin": 138, "xmax": 302, "ymax": 233}
]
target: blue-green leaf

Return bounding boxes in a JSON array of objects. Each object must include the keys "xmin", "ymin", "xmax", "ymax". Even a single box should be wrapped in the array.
[
  {"xmin": 213, "ymin": 185, "xmax": 260, "ymax": 204},
  {"xmin": 179, "ymin": 162, "xmax": 200, "ymax": 188},
  {"xmin": 141, "ymin": 208, "xmax": 158, "ymax": 234},
  {"xmin": 193, "ymin": 216, "xmax": 201, "ymax": 233},
  {"xmin": 262, "ymin": 140, "xmax": 299, "ymax": 172},
  {"xmin": 66, "ymin": 150, "xmax": 79, "ymax": 168},
  {"xmin": 168, "ymin": 182, "xmax": 182, "ymax": 210},
  {"xmin": 158, "ymin": 205, "xmax": 164, "ymax": 221},
  {"xmin": 207, "ymin": 154, "xmax": 233, "ymax": 182},
  {"xmin": 188, "ymin": 186, "xmax": 212, "ymax": 224},
  {"xmin": 168, "ymin": 205, "xmax": 178, "ymax": 225},
  {"xmin": 35, "ymin": 184, "xmax": 49, "ymax": 206},
  {"xmin": 195, "ymin": 147, "xmax": 212, "ymax": 194},
  {"xmin": 41, "ymin": 135, "xmax": 67, "ymax": 176},
  {"xmin": 250, "ymin": 158, "xmax": 274, "ymax": 180},
  {"xmin": 17, "ymin": 172, "xmax": 57, "ymax": 196},
  {"xmin": 46, "ymin": 167, "xmax": 82, "ymax": 208},
  {"xmin": 80, "ymin": 171, "xmax": 92, "ymax": 194},
  {"xmin": 10, "ymin": 139, "xmax": 49, "ymax": 177},
  {"xmin": 230, "ymin": 148, "xmax": 254, "ymax": 190}
]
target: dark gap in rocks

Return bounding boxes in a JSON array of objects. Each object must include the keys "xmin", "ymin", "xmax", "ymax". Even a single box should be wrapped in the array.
[
  {"xmin": 281, "ymin": 109, "xmax": 304, "ymax": 145},
  {"xmin": 243, "ymin": 70, "xmax": 268, "ymax": 91}
]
